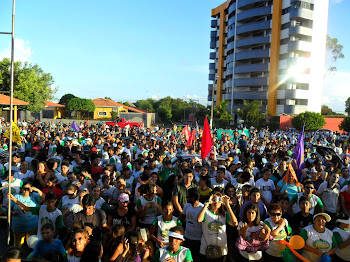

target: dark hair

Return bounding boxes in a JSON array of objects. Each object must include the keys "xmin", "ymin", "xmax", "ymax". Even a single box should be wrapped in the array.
[
  {"xmin": 224, "ymin": 183, "xmax": 236, "ymax": 196},
  {"xmin": 242, "ymin": 203, "xmax": 260, "ymax": 226},
  {"xmin": 268, "ymin": 203, "xmax": 282, "ymax": 213},
  {"xmin": 187, "ymin": 188, "xmax": 200, "ymax": 201},
  {"xmin": 183, "ymin": 169, "xmax": 193, "ymax": 176},
  {"xmin": 101, "ymin": 175, "xmax": 110, "ymax": 183},
  {"xmin": 47, "ymin": 158, "xmax": 58, "ymax": 170},
  {"xmin": 41, "ymin": 223, "xmax": 55, "ymax": 232},
  {"xmin": 162, "ymin": 200, "xmax": 173, "ymax": 209},
  {"xmin": 241, "ymin": 171, "xmax": 251, "ymax": 183},
  {"xmin": 277, "ymin": 195, "xmax": 290, "ymax": 203},
  {"xmin": 249, "ymin": 187, "xmax": 260, "ymax": 196},
  {"xmin": 2, "ymin": 246, "xmax": 22, "ymax": 261},
  {"xmin": 199, "ymin": 175, "xmax": 210, "ymax": 187},
  {"xmin": 336, "ymin": 213, "xmax": 350, "ymax": 227},
  {"xmin": 43, "ymin": 251, "xmax": 65, "ymax": 262},
  {"xmin": 45, "ymin": 192, "xmax": 57, "ymax": 201},
  {"xmin": 299, "ymin": 196, "xmax": 310, "ymax": 205},
  {"xmin": 48, "ymin": 176, "xmax": 58, "ymax": 184},
  {"xmin": 124, "ymin": 231, "xmax": 139, "ymax": 259},
  {"xmin": 80, "ymin": 241, "xmax": 102, "ymax": 262},
  {"xmin": 169, "ymin": 226, "xmax": 185, "ymax": 236},
  {"xmin": 144, "ymin": 182, "xmax": 156, "ymax": 195},
  {"xmin": 82, "ymin": 194, "xmax": 96, "ymax": 207}
]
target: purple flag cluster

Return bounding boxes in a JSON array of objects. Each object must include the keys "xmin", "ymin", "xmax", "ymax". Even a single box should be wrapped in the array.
[
  {"xmin": 293, "ymin": 125, "xmax": 305, "ymax": 180},
  {"xmin": 71, "ymin": 121, "xmax": 80, "ymax": 132}
]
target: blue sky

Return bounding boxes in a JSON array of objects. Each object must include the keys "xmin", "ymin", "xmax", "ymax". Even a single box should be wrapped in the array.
[{"xmin": 0, "ymin": 0, "xmax": 349, "ymax": 112}]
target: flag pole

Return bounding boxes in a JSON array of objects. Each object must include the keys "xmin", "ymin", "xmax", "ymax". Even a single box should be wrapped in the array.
[{"xmin": 7, "ymin": 0, "xmax": 16, "ymax": 245}]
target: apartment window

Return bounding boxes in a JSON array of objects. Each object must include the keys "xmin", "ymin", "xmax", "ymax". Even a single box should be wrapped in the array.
[
  {"xmin": 279, "ymin": 54, "xmax": 288, "ymax": 60},
  {"xmin": 280, "ymin": 38, "xmax": 289, "ymax": 45},
  {"xmin": 98, "ymin": 111, "xmax": 108, "ymax": 116},
  {"xmin": 281, "ymin": 22, "xmax": 290, "ymax": 30},
  {"xmin": 292, "ymin": 1, "xmax": 314, "ymax": 10},
  {"xmin": 282, "ymin": 7, "xmax": 291, "ymax": 15},
  {"xmin": 277, "ymin": 99, "xmax": 286, "ymax": 105}
]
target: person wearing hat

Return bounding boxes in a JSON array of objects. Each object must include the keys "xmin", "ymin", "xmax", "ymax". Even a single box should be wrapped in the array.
[
  {"xmin": 153, "ymin": 226, "xmax": 193, "ymax": 262},
  {"xmin": 332, "ymin": 213, "xmax": 350, "ymax": 262},
  {"xmin": 300, "ymin": 212, "xmax": 337, "ymax": 262}
]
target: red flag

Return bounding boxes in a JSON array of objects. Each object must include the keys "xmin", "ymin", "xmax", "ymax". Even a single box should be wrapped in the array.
[
  {"xmin": 182, "ymin": 125, "xmax": 190, "ymax": 141},
  {"xmin": 201, "ymin": 117, "xmax": 213, "ymax": 160},
  {"xmin": 186, "ymin": 129, "xmax": 196, "ymax": 147}
]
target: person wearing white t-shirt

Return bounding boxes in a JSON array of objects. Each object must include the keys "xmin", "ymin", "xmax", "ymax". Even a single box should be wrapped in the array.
[
  {"xmin": 210, "ymin": 165, "xmax": 228, "ymax": 190},
  {"xmin": 14, "ymin": 161, "xmax": 34, "ymax": 181},
  {"xmin": 255, "ymin": 168, "xmax": 276, "ymax": 204},
  {"xmin": 300, "ymin": 213, "xmax": 337, "ymax": 262}
]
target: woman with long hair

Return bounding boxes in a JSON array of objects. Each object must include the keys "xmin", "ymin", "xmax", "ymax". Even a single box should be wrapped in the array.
[
  {"xmin": 237, "ymin": 203, "xmax": 271, "ymax": 261},
  {"xmin": 80, "ymin": 241, "xmax": 103, "ymax": 262},
  {"xmin": 32, "ymin": 161, "xmax": 51, "ymax": 190},
  {"xmin": 66, "ymin": 229, "xmax": 90, "ymax": 262},
  {"xmin": 197, "ymin": 192, "xmax": 238, "ymax": 262},
  {"xmin": 114, "ymin": 231, "xmax": 142, "ymax": 262},
  {"xmin": 275, "ymin": 164, "xmax": 302, "ymax": 200},
  {"xmin": 103, "ymin": 224, "xmax": 125, "ymax": 262}
]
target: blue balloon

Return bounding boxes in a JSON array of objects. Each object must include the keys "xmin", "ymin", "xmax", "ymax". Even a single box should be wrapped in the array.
[{"xmin": 320, "ymin": 254, "xmax": 331, "ymax": 262}]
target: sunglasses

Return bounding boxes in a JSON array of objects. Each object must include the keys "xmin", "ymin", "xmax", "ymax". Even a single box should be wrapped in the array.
[
  {"xmin": 73, "ymin": 237, "xmax": 84, "ymax": 243},
  {"xmin": 67, "ymin": 192, "xmax": 76, "ymax": 196},
  {"xmin": 306, "ymin": 187, "xmax": 314, "ymax": 190},
  {"xmin": 23, "ymin": 188, "xmax": 31, "ymax": 191},
  {"xmin": 270, "ymin": 213, "xmax": 282, "ymax": 217}
]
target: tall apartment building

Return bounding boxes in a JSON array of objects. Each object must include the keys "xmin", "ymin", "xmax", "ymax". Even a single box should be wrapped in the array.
[{"xmin": 208, "ymin": 0, "xmax": 329, "ymax": 119}]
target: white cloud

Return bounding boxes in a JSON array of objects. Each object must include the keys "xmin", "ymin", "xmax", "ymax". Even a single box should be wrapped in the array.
[
  {"xmin": 323, "ymin": 71, "xmax": 350, "ymax": 113},
  {"xmin": 0, "ymin": 38, "xmax": 33, "ymax": 62}
]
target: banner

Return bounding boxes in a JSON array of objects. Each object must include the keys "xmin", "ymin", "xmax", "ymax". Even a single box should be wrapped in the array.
[{"xmin": 217, "ymin": 129, "xmax": 250, "ymax": 141}]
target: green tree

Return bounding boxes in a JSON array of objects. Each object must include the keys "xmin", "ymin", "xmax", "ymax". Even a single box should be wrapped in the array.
[
  {"xmin": 59, "ymin": 93, "xmax": 76, "ymax": 105},
  {"xmin": 111, "ymin": 110, "xmax": 119, "ymax": 120},
  {"xmin": 326, "ymin": 35, "xmax": 345, "ymax": 75},
  {"xmin": 0, "ymin": 58, "xmax": 56, "ymax": 112},
  {"xmin": 339, "ymin": 117, "xmax": 350, "ymax": 133},
  {"xmin": 157, "ymin": 105, "xmax": 172, "ymax": 122},
  {"xmin": 345, "ymin": 97, "xmax": 350, "ymax": 116},
  {"xmin": 321, "ymin": 105, "xmax": 337, "ymax": 115},
  {"xmin": 134, "ymin": 99, "xmax": 154, "ymax": 112},
  {"xmin": 292, "ymin": 111, "xmax": 326, "ymax": 131},
  {"xmin": 237, "ymin": 100, "xmax": 264, "ymax": 126},
  {"xmin": 66, "ymin": 98, "xmax": 95, "ymax": 112},
  {"xmin": 105, "ymin": 96, "xmax": 112, "ymax": 100}
]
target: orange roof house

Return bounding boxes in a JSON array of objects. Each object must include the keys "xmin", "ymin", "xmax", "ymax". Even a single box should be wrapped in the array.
[
  {"xmin": 45, "ymin": 101, "xmax": 65, "ymax": 119},
  {"xmin": 91, "ymin": 98, "xmax": 146, "ymax": 119},
  {"xmin": 0, "ymin": 94, "xmax": 29, "ymax": 121}
]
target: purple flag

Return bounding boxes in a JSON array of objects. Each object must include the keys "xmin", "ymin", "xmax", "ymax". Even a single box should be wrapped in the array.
[
  {"xmin": 293, "ymin": 124, "xmax": 305, "ymax": 180},
  {"xmin": 71, "ymin": 121, "xmax": 80, "ymax": 132}
]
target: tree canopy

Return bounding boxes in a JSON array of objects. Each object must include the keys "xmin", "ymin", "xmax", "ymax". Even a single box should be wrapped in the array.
[
  {"xmin": 345, "ymin": 97, "xmax": 350, "ymax": 116},
  {"xmin": 0, "ymin": 58, "xmax": 56, "ymax": 112},
  {"xmin": 321, "ymin": 105, "xmax": 341, "ymax": 115},
  {"xmin": 326, "ymin": 35, "xmax": 345, "ymax": 75},
  {"xmin": 59, "ymin": 93, "xmax": 76, "ymax": 105},
  {"xmin": 66, "ymin": 98, "xmax": 95, "ymax": 112},
  {"xmin": 339, "ymin": 117, "xmax": 350, "ymax": 133},
  {"xmin": 237, "ymin": 100, "xmax": 265, "ymax": 127},
  {"xmin": 291, "ymin": 111, "xmax": 325, "ymax": 131}
]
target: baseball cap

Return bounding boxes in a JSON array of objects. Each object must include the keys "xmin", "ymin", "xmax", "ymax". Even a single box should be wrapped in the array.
[
  {"xmin": 313, "ymin": 213, "xmax": 331, "ymax": 223},
  {"xmin": 91, "ymin": 147, "xmax": 97, "ymax": 153},
  {"xmin": 118, "ymin": 193, "xmax": 129, "ymax": 203}
]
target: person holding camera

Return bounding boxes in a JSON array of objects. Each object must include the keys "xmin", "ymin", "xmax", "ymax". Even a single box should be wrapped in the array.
[{"xmin": 197, "ymin": 191, "xmax": 238, "ymax": 262}]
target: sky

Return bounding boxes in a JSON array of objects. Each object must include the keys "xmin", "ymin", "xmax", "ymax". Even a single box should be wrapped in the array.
[{"xmin": 0, "ymin": 0, "xmax": 349, "ymax": 113}]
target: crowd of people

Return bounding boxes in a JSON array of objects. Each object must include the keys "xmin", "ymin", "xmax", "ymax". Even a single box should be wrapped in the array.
[{"xmin": 0, "ymin": 120, "xmax": 350, "ymax": 262}]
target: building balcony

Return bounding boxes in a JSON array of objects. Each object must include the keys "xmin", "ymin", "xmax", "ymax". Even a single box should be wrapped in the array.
[
  {"xmin": 277, "ymin": 89, "xmax": 309, "ymax": 99},
  {"xmin": 209, "ymin": 73, "xmax": 216, "ymax": 81},
  {"xmin": 210, "ymin": 31, "xmax": 217, "ymax": 38},
  {"xmin": 235, "ymin": 49, "xmax": 270, "ymax": 60},
  {"xmin": 290, "ymin": 8, "xmax": 313, "ymax": 21},
  {"xmin": 284, "ymin": 105, "xmax": 308, "ymax": 114},
  {"xmin": 238, "ymin": 0, "xmax": 269, "ymax": 10},
  {"xmin": 289, "ymin": 26, "xmax": 313, "ymax": 36},
  {"xmin": 227, "ymin": 27, "xmax": 235, "ymax": 39},
  {"xmin": 234, "ymin": 77, "xmax": 268, "ymax": 87},
  {"xmin": 224, "ymin": 78, "xmax": 233, "ymax": 88},
  {"xmin": 235, "ymin": 63, "xmax": 269, "ymax": 73},
  {"xmin": 232, "ymin": 90, "xmax": 268, "ymax": 99},
  {"xmin": 291, "ymin": 0, "xmax": 314, "ymax": 4},
  {"xmin": 211, "ymin": 20, "xmax": 217, "ymax": 27},
  {"xmin": 209, "ymin": 63, "xmax": 216, "ymax": 70},
  {"xmin": 236, "ymin": 20, "xmax": 271, "ymax": 35},
  {"xmin": 237, "ymin": 6, "xmax": 272, "ymax": 23},
  {"xmin": 222, "ymin": 93, "xmax": 232, "ymax": 100},
  {"xmin": 209, "ymin": 52, "xmax": 217, "ymax": 59},
  {"xmin": 236, "ymin": 36, "xmax": 270, "ymax": 48},
  {"xmin": 210, "ymin": 41, "xmax": 216, "ymax": 49},
  {"xmin": 227, "ymin": 41, "xmax": 235, "ymax": 52},
  {"xmin": 288, "ymin": 40, "xmax": 312, "ymax": 52},
  {"xmin": 228, "ymin": 3, "xmax": 236, "ymax": 14},
  {"xmin": 228, "ymin": 16, "xmax": 235, "ymax": 27},
  {"xmin": 226, "ymin": 54, "xmax": 234, "ymax": 63}
]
